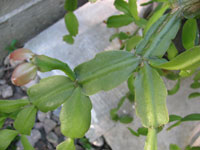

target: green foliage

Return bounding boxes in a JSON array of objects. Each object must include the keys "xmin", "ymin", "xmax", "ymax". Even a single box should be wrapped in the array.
[
  {"xmin": 64, "ymin": 0, "xmax": 77, "ymax": 11},
  {"xmin": 189, "ymin": 92, "xmax": 200, "ymax": 99},
  {"xmin": 167, "ymin": 43, "xmax": 178, "ymax": 60},
  {"xmin": 57, "ymin": 138, "xmax": 75, "ymax": 150},
  {"xmin": 14, "ymin": 105, "xmax": 37, "ymax": 135},
  {"xmin": 65, "ymin": 12, "xmax": 79, "ymax": 36},
  {"xmin": 0, "ymin": 99, "xmax": 30, "ymax": 113},
  {"xmin": 60, "ymin": 87, "xmax": 92, "ymax": 138},
  {"xmin": 5, "ymin": 40, "xmax": 18, "ymax": 53},
  {"xmin": 135, "ymin": 62, "xmax": 169, "ymax": 128},
  {"xmin": 168, "ymin": 79, "xmax": 180, "ymax": 95},
  {"xmin": 170, "ymin": 144, "xmax": 181, "ymax": 150},
  {"xmin": 28, "ymin": 76, "xmax": 75, "ymax": 112},
  {"xmin": 33, "ymin": 55, "xmax": 76, "ymax": 81},
  {"xmin": 126, "ymin": 35, "xmax": 142, "ymax": 51},
  {"xmin": 182, "ymin": 19, "xmax": 197, "ymax": 49},
  {"xmin": 0, "ymin": 129, "xmax": 18, "ymax": 150},
  {"xmin": 157, "ymin": 46, "xmax": 200, "ymax": 70},
  {"xmin": 63, "ymin": 35, "xmax": 74, "ymax": 44},
  {"xmin": 107, "ymin": 15, "xmax": 134, "ymax": 28},
  {"xmin": 79, "ymin": 137, "xmax": 92, "ymax": 150},
  {"xmin": 21, "ymin": 135, "xmax": 34, "ymax": 150},
  {"xmin": 75, "ymin": 51, "xmax": 140, "ymax": 95}
]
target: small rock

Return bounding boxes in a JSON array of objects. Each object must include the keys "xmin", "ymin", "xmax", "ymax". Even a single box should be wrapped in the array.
[
  {"xmin": 92, "ymin": 136, "xmax": 104, "ymax": 147},
  {"xmin": 37, "ymin": 111, "xmax": 46, "ymax": 122},
  {"xmin": 43, "ymin": 118, "xmax": 57, "ymax": 133},
  {"xmin": 47, "ymin": 132, "xmax": 58, "ymax": 146},
  {"xmin": 0, "ymin": 68, "xmax": 4, "ymax": 79},
  {"xmin": 47, "ymin": 142, "xmax": 54, "ymax": 150},
  {"xmin": 54, "ymin": 126, "xmax": 62, "ymax": 136},
  {"xmin": 34, "ymin": 122, "xmax": 43, "ymax": 129},
  {"xmin": 1, "ymin": 85, "xmax": 13, "ymax": 98},
  {"xmin": 52, "ymin": 114, "xmax": 60, "ymax": 123},
  {"xmin": 30, "ymin": 129, "xmax": 42, "ymax": 146},
  {"xmin": 0, "ymin": 79, "xmax": 6, "ymax": 85},
  {"xmin": 4, "ymin": 55, "xmax": 10, "ymax": 66}
]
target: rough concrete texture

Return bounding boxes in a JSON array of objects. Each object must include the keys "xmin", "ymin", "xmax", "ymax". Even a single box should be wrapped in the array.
[
  {"xmin": 24, "ymin": 0, "xmax": 200, "ymax": 149},
  {"xmin": 0, "ymin": 0, "xmax": 87, "ymax": 64}
]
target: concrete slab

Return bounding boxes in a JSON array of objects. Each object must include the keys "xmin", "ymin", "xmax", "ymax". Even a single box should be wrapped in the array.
[{"xmin": 24, "ymin": 0, "xmax": 200, "ymax": 150}]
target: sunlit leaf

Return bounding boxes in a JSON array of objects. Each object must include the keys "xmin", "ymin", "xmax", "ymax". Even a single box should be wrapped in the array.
[
  {"xmin": 60, "ymin": 87, "xmax": 92, "ymax": 138},
  {"xmin": 114, "ymin": 0, "xmax": 130, "ymax": 15},
  {"xmin": 33, "ymin": 55, "xmax": 76, "ymax": 81},
  {"xmin": 169, "ymin": 115, "xmax": 182, "ymax": 122},
  {"xmin": 56, "ymin": 138, "xmax": 75, "ymax": 150},
  {"xmin": 65, "ymin": 12, "xmax": 79, "ymax": 36},
  {"xmin": 75, "ymin": 51, "xmax": 140, "ymax": 95},
  {"xmin": 135, "ymin": 63, "xmax": 169, "ymax": 128},
  {"xmin": 126, "ymin": 35, "xmax": 142, "ymax": 51},
  {"xmin": 167, "ymin": 43, "xmax": 178, "ymax": 60},
  {"xmin": 0, "ymin": 99, "xmax": 29, "ymax": 113},
  {"xmin": 182, "ymin": 19, "xmax": 197, "ymax": 50},
  {"xmin": 129, "ymin": 0, "xmax": 139, "ymax": 20},
  {"xmin": 28, "ymin": 76, "xmax": 75, "ymax": 112},
  {"xmin": 14, "ymin": 105, "xmax": 37, "ymax": 135},
  {"xmin": 21, "ymin": 135, "xmax": 34, "ymax": 150},
  {"xmin": 156, "ymin": 46, "xmax": 200, "ymax": 70},
  {"xmin": 0, "ymin": 129, "xmax": 18, "ymax": 150}
]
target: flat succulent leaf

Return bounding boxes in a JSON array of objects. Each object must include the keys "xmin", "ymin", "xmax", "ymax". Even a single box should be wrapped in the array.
[
  {"xmin": 143, "ymin": 4, "xmax": 169, "ymax": 35},
  {"xmin": 169, "ymin": 115, "xmax": 182, "ymax": 122},
  {"xmin": 127, "ymin": 74, "xmax": 135, "ymax": 94},
  {"xmin": 136, "ymin": 14, "xmax": 168, "ymax": 54},
  {"xmin": 156, "ymin": 46, "xmax": 200, "ymax": 70},
  {"xmin": 190, "ymin": 81, "xmax": 200, "ymax": 89},
  {"xmin": 167, "ymin": 43, "xmax": 178, "ymax": 60},
  {"xmin": 134, "ymin": 63, "xmax": 169, "ymax": 128},
  {"xmin": 63, "ymin": 35, "xmax": 74, "ymax": 44},
  {"xmin": 114, "ymin": 0, "xmax": 130, "ymax": 15},
  {"xmin": 137, "ymin": 127, "xmax": 148, "ymax": 136},
  {"xmin": 33, "ymin": 55, "xmax": 76, "ymax": 81},
  {"xmin": 107, "ymin": 15, "xmax": 134, "ymax": 28},
  {"xmin": 144, "ymin": 128, "xmax": 157, "ymax": 150},
  {"xmin": 21, "ymin": 135, "xmax": 34, "ymax": 150},
  {"xmin": 60, "ymin": 87, "xmax": 92, "ymax": 138},
  {"xmin": 65, "ymin": 12, "xmax": 79, "ymax": 36},
  {"xmin": 170, "ymin": 144, "xmax": 181, "ymax": 150},
  {"xmin": 64, "ymin": 0, "xmax": 77, "ymax": 11},
  {"xmin": 119, "ymin": 115, "xmax": 133, "ymax": 124},
  {"xmin": 182, "ymin": 19, "xmax": 197, "ymax": 50},
  {"xmin": 28, "ymin": 75, "xmax": 75, "ymax": 112},
  {"xmin": 0, "ymin": 99, "xmax": 29, "ymax": 113},
  {"xmin": 126, "ymin": 35, "xmax": 142, "ymax": 51},
  {"xmin": 168, "ymin": 79, "xmax": 180, "ymax": 95},
  {"xmin": 0, "ymin": 129, "xmax": 18, "ymax": 150},
  {"xmin": 75, "ymin": 51, "xmax": 140, "ymax": 95},
  {"xmin": 144, "ymin": 13, "xmax": 181, "ymax": 57},
  {"xmin": 14, "ymin": 105, "xmax": 37, "ymax": 135},
  {"xmin": 56, "ymin": 138, "xmax": 75, "ymax": 150},
  {"xmin": 194, "ymin": 71, "xmax": 200, "ymax": 81},
  {"xmin": 129, "ymin": 0, "xmax": 139, "ymax": 20},
  {"xmin": 181, "ymin": 113, "xmax": 200, "ymax": 122},
  {"xmin": 127, "ymin": 127, "xmax": 140, "ymax": 137},
  {"xmin": 189, "ymin": 92, "xmax": 200, "ymax": 99},
  {"xmin": 0, "ymin": 117, "xmax": 6, "ymax": 128}
]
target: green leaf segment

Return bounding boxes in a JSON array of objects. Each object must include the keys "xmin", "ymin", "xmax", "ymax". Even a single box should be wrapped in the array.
[{"xmin": 2, "ymin": 2, "xmax": 199, "ymax": 149}]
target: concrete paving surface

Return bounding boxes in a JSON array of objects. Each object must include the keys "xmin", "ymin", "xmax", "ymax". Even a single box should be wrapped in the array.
[{"xmin": 24, "ymin": 0, "xmax": 200, "ymax": 149}]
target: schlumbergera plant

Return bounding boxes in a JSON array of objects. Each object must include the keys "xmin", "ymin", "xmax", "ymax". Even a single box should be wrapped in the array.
[{"xmin": 0, "ymin": 0, "xmax": 200, "ymax": 150}]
